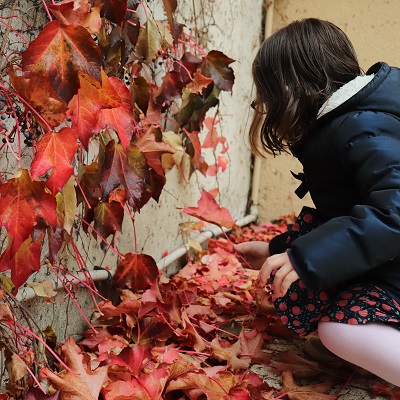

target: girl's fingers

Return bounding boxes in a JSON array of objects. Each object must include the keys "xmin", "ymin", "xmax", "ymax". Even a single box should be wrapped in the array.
[
  {"xmin": 258, "ymin": 253, "xmax": 287, "ymax": 286},
  {"xmin": 275, "ymin": 269, "xmax": 300, "ymax": 298},
  {"xmin": 271, "ymin": 263, "xmax": 293, "ymax": 294}
]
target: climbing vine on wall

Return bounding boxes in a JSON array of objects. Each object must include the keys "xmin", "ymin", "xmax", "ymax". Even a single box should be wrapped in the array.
[{"xmin": 0, "ymin": 0, "xmax": 235, "ymax": 395}]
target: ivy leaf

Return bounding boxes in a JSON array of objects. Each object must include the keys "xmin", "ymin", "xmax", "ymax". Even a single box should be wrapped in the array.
[
  {"xmin": 183, "ymin": 189, "xmax": 236, "ymax": 229},
  {"xmin": 131, "ymin": 76, "xmax": 152, "ymax": 115},
  {"xmin": 93, "ymin": 201, "xmax": 124, "ymax": 252},
  {"xmin": 98, "ymin": 140, "xmax": 151, "ymax": 212},
  {"xmin": 67, "ymin": 71, "xmax": 123, "ymax": 149},
  {"xmin": 30, "ymin": 128, "xmax": 78, "ymax": 195},
  {"xmin": 153, "ymin": 70, "xmax": 184, "ymax": 107},
  {"xmin": 48, "ymin": 0, "xmax": 102, "ymax": 34},
  {"xmin": 8, "ymin": 66, "xmax": 67, "ymax": 128},
  {"xmin": 0, "ymin": 169, "xmax": 57, "ymax": 256},
  {"xmin": 210, "ymin": 336, "xmax": 250, "ymax": 371},
  {"xmin": 134, "ymin": 19, "xmax": 173, "ymax": 63},
  {"xmin": 174, "ymin": 86, "xmax": 219, "ymax": 132},
  {"xmin": 112, "ymin": 253, "xmax": 159, "ymax": 291},
  {"xmin": 0, "ymin": 233, "xmax": 45, "ymax": 290},
  {"xmin": 41, "ymin": 337, "xmax": 108, "ymax": 400},
  {"xmin": 22, "ymin": 20, "xmax": 102, "ymax": 103},
  {"xmin": 187, "ymin": 69, "xmax": 213, "ymax": 94},
  {"xmin": 101, "ymin": 0, "xmax": 128, "ymax": 25},
  {"xmin": 200, "ymin": 50, "xmax": 235, "ymax": 92},
  {"xmin": 26, "ymin": 280, "xmax": 57, "ymax": 299},
  {"xmin": 185, "ymin": 131, "xmax": 208, "ymax": 176},
  {"xmin": 100, "ymin": 77, "xmax": 136, "ymax": 148}
]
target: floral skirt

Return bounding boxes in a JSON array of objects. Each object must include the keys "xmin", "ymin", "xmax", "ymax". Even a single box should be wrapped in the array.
[{"xmin": 271, "ymin": 207, "xmax": 400, "ymax": 336}]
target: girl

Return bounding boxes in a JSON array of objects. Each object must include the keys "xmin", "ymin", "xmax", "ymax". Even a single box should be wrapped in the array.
[{"xmin": 236, "ymin": 18, "xmax": 400, "ymax": 386}]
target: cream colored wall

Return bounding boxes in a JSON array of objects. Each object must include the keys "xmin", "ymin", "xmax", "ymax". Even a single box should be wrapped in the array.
[{"xmin": 258, "ymin": 0, "xmax": 400, "ymax": 221}]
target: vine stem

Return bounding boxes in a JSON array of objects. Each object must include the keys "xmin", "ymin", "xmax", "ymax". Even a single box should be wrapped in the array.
[
  {"xmin": 41, "ymin": 0, "xmax": 53, "ymax": 21},
  {"xmin": 46, "ymin": 264, "xmax": 98, "ymax": 333},
  {"xmin": 12, "ymin": 322, "xmax": 76, "ymax": 374},
  {"xmin": 75, "ymin": 214, "xmax": 124, "ymax": 258}
]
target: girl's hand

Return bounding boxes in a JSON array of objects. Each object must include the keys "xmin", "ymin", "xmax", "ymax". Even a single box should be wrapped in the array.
[
  {"xmin": 258, "ymin": 252, "xmax": 300, "ymax": 298},
  {"xmin": 233, "ymin": 241, "xmax": 270, "ymax": 270}
]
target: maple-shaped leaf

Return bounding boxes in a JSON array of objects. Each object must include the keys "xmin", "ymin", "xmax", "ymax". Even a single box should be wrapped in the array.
[
  {"xmin": 30, "ymin": 128, "xmax": 78, "ymax": 195},
  {"xmin": 67, "ymin": 71, "xmax": 123, "ymax": 149},
  {"xmin": 165, "ymin": 370, "xmax": 237, "ymax": 400},
  {"xmin": 101, "ymin": 0, "xmax": 128, "ymax": 25},
  {"xmin": 0, "ymin": 169, "xmax": 57, "ymax": 256},
  {"xmin": 203, "ymin": 117, "xmax": 228, "ymax": 153},
  {"xmin": 98, "ymin": 140, "xmax": 151, "ymax": 212},
  {"xmin": 211, "ymin": 336, "xmax": 250, "ymax": 371},
  {"xmin": 187, "ymin": 69, "xmax": 213, "ymax": 94},
  {"xmin": 112, "ymin": 253, "xmax": 159, "ymax": 290},
  {"xmin": 22, "ymin": 20, "xmax": 102, "ymax": 103},
  {"xmin": 48, "ymin": 0, "xmax": 102, "ymax": 34},
  {"xmin": 100, "ymin": 77, "xmax": 136, "ymax": 148},
  {"xmin": 41, "ymin": 337, "xmax": 108, "ymax": 400},
  {"xmin": 200, "ymin": 50, "xmax": 235, "ymax": 92},
  {"xmin": 93, "ymin": 201, "xmax": 124, "ymax": 252},
  {"xmin": 134, "ymin": 19, "xmax": 173, "ymax": 63},
  {"xmin": 274, "ymin": 370, "xmax": 336, "ymax": 400},
  {"xmin": 183, "ymin": 189, "xmax": 235, "ymax": 229},
  {"xmin": 0, "ymin": 233, "xmax": 44, "ymax": 290},
  {"xmin": 8, "ymin": 66, "xmax": 67, "ymax": 128}
]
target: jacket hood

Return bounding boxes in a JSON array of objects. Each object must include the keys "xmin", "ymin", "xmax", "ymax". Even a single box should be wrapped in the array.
[{"xmin": 314, "ymin": 62, "xmax": 400, "ymax": 126}]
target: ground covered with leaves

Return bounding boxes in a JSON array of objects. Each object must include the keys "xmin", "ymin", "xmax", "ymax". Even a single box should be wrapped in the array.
[{"xmin": 20, "ymin": 219, "xmax": 400, "ymax": 399}]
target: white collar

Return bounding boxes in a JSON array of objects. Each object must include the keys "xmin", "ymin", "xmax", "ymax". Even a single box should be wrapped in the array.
[{"xmin": 317, "ymin": 74, "xmax": 375, "ymax": 119}]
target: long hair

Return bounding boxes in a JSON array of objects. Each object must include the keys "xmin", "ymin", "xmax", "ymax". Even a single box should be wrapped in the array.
[{"xmin": 250, "ymin": 18, "xmax": 362, "ymax": 156}]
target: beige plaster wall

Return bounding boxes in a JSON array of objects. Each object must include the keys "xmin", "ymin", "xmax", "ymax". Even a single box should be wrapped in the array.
[{"xmin": 258, "ymin": 0, "xmax": 400, "ymax": 222}]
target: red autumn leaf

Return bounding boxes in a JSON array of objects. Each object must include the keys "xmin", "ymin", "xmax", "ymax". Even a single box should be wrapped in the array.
[
  {"xmin": 30, "ymin": 128, "xmax": 78, "ymax": 195},
  {"xmin": 67, "ymin": 71, "xmax": 123, "ymax": 149},
  {"xmin": 187, "ymin": 69, "xmax": 213, "ymax": 94},
  {"xmin": 186, "ymin": 131, "xmax": 208, "ymax": 175},
  {"xmin": 203, "ymin": 117, "xmax": 228, "ymax": 152},
  {"xmin": 175, "ymin": 52, "xmax": 202, "ymax": 86},
  {"xmin": 22, "ymin": 20, "xmax": 102, "ymax": 103},
  {"xmin": 183, "ymin": 189, "xmax": 236, "ymax": 229},
  {"xmin": 101, "ymin": 0, "xmax": 128, "ymax": 25},
  {"xmin": 210, "ymin": 336, "xmax": 250, "ymax": 371},
  {"xmin": 0, "ymin": 233, "xmax": 44, "ymax": 290},
  {"xmin": 100, "ymin": 76, "xmax": 136, "ymax": 148},
  {"xmin": 274, "ymin": 370, "xmax": 336, "ymax": 400},
  {"xmin": 103, "ymin": 379, "xmax": 151, "ymax": 400},
  {"xmin": 153, "ymin": 70, "xmax": 184, "ymax": 107},
  {"xmin": 135, "ymin": 127, "xmax": 175, "ymax": 176},
  {"xmin": 25, "ymin": 387, "xmax": 61, "ymax": 400},
  {"xmin": 98, "ymin": 140, "xmax": 151, "ymax": 212},
  {"xmin": 200, "ymin": 50, "xmax": 235, "ymax": 92},
  {"xmin": 41, "ymin": 337, "xmax": 108, "ymax": 400},
  {"xmin": 48, "ymin": 0, "xmax": 102, "ymax": 34},
  {"xmin": 0, "ymin": 169, "xmax": 57, "ymax": 256},
  {"xmin": 112, "ymin": 253, "xmax": 159, "ymax": 291},
  {"xmin": 8, "ymin": 66, "xmax": 67, "ymax": 128},
  {"xmin": 93, "ymin": 201, "xmax": 124, "ymax": 251}
]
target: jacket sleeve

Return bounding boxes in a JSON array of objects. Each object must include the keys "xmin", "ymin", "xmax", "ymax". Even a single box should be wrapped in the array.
[{"xmin": 289, "ymin": 112, "xmax": 400, "ymax": 291}]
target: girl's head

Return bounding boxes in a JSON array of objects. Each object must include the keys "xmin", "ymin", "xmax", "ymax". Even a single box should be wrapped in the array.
[{"xmin": 250, "ymin": 18, "xmax": 362, "ymax": 155}]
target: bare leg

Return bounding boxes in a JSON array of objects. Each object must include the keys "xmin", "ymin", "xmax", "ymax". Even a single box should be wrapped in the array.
[{"xmin": 318, "ymin": 321, "xmax": 400, "ymax": 386}]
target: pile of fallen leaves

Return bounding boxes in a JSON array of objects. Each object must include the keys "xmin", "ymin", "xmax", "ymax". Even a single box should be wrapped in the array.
[{"xmin": 24, "ymin": 219, "xmax": 400, "ymax": 399}]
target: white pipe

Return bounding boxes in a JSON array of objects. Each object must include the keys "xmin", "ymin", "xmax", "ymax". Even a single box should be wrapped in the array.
[{"xmin": 16, "ymin": 210, "xmax": 258, "ymax": 303}]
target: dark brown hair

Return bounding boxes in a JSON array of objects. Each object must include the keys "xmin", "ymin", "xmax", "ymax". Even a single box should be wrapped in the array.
[{"xmin": 250, "ymin": 18, "xmax": 362, "ymax": 156}]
